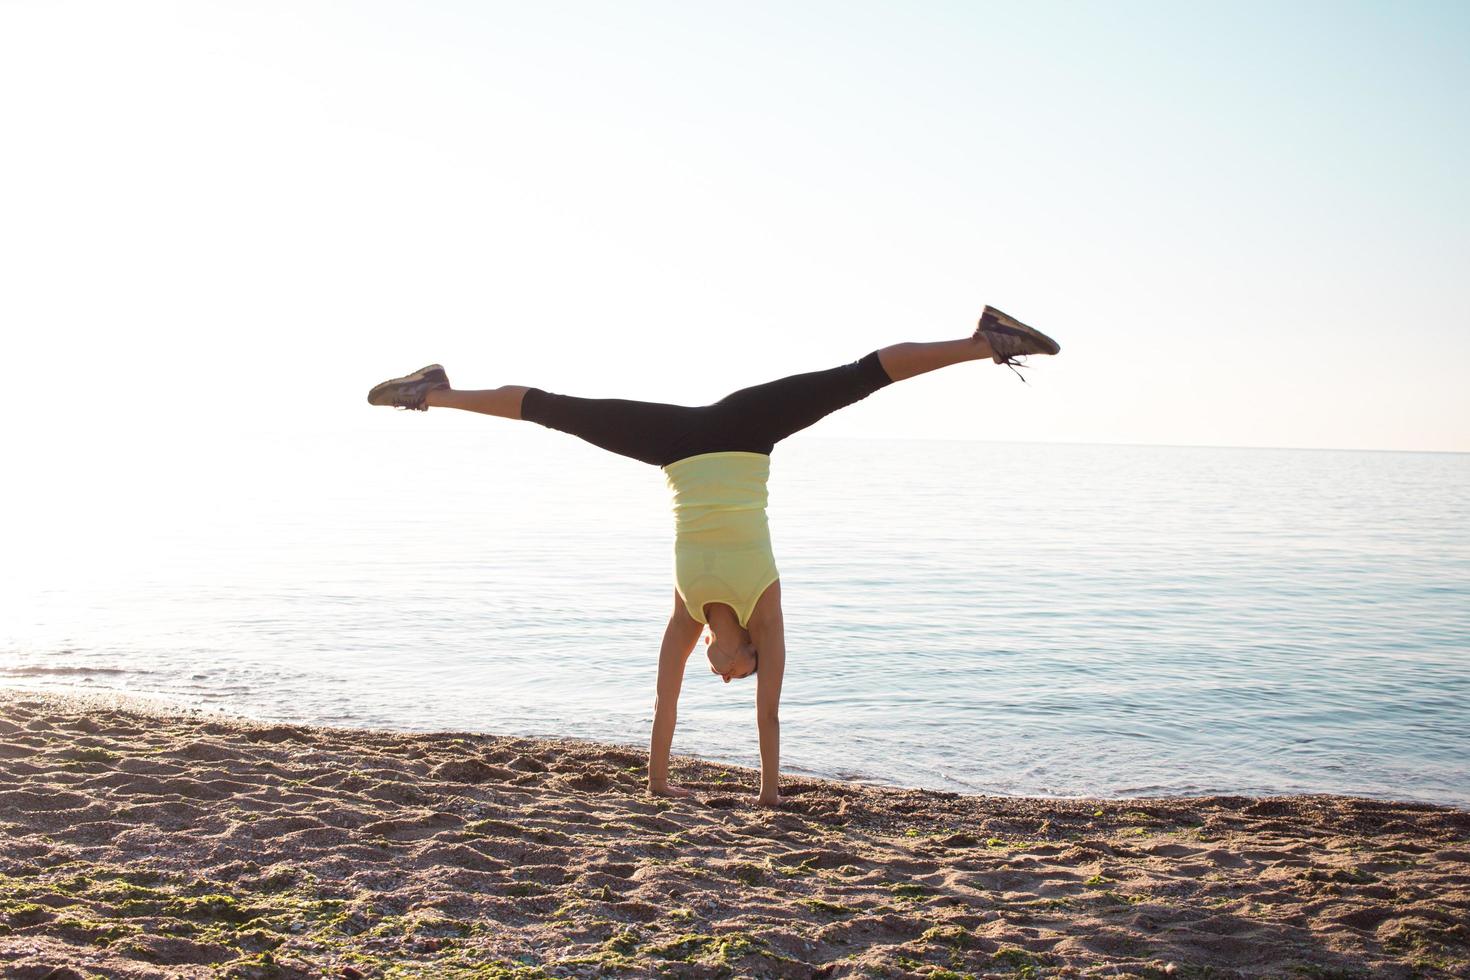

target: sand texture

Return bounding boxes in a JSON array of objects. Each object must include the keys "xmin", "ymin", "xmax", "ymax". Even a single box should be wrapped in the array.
[{"xmin": 1, "ymin": 690, "xmax": 1467, "ymax": 979}]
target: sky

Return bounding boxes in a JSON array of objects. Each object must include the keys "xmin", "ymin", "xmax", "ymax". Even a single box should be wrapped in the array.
[{"xmin": 2, "ymin": 0, "xmax": 1467, "ymax": 463}]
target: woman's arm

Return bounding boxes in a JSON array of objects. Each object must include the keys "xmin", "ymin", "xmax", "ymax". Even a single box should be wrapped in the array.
[
  {"xmin": 747, "ymin": 582, "xmax": 786, "ymax": 807},
  {"xmin": 648, "ymin": 592, "xmax": 703, "ymax": 798}
]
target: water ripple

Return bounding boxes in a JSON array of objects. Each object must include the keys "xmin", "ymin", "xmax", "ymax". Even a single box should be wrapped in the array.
[{"xmin": 4, "ymin": 435, "xmax": 1468, "ymax": 805}]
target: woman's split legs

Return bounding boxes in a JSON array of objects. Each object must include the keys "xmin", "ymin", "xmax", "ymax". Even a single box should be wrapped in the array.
[
  {"xmin": 425, "ymin": 385, "xmax": 531, "ymax": 420},
  {"xmin": 415, "ymin": 337, "xmax": 987, "ymax": 421}
]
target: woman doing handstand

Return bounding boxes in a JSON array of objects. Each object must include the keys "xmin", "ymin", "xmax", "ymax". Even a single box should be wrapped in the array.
[{"xmin": 367, "ymin": 306, "xmax": 1060, "ymax": 807}]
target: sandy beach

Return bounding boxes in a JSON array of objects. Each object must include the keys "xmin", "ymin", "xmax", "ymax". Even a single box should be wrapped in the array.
[{"xmin": 1, "ymin": 690, "xmax": 1466, "ymax": 979}]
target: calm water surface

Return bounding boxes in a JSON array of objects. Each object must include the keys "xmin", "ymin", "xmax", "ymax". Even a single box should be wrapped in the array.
[{"xmin": 4, "ymin": 428, "xmax": 1468, "ymax": 806}]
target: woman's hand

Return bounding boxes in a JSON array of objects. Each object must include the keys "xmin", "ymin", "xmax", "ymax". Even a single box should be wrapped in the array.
[{"xmin": 648, "ymin": 782, "xmax": 692, "ymax": 799}]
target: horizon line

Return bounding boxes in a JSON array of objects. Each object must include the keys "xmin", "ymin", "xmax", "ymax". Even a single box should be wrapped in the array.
[{"xmin": 302, "ymin": 422, "xmax": 1470, "ymax": 458}]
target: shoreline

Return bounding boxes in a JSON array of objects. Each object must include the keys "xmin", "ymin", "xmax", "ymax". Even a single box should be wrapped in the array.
[
  {"xmin": 4, "ymin": 682, "xmax": 1459, "ymax": 811},
  {"xmin": 1, "ymin": 689, "xmax": 1467, "ymax": 978}
]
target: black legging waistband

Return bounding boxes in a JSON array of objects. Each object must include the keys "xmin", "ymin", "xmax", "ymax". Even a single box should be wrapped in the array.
[{"xmin": 521, "ymin": 351, "xmax": 894, "ymax": 467}]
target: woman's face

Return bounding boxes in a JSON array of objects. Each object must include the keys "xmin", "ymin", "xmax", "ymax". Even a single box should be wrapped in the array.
[{"xmin": 705, "ymin": 630, "xmax": 757, "ymax": 683}]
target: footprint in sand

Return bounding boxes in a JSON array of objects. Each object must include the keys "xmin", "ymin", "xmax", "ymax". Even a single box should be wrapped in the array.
[
  {"xmin": 0, "ymin": 789, "xmax": 91, "ymax": 813},
  {"xmin": 558, "ymin": 770, "xmax": 616, "ymax": 792},
  {"xmin": 237, "ymin": 724, "xmax": 312, "ymax": 744},
  {"xmin": 172, "ymin": 739, "xmax": 246, "ymax": 764},
  {"xmin": 430, "ymin": 758, "xmax": 517, "ymax": 784},
  {"xmin": 1329, "ymin": 904, "xmax": 1401, "ymax": 930},
  {"xmin": 1200, "ymin": 848, "xmax": 1251, "ymax": 868},
  {"xmin": 360, "ymin": 811, "xmax": 465, "ymax": 841},
  {"xmin": 509, "ymin": 753, "xmax": 549, "ymax": 773}
]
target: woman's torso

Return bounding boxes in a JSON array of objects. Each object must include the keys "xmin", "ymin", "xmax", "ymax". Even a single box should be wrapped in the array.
[{"xmin": 662, "ymin": 452, "xmax": 779, "ymax": 628}]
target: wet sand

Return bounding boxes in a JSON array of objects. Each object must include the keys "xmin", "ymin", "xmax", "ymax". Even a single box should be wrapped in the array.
[{"xmin": 1, "ymin": 689, "xmax": 1467, "ymax": 979}]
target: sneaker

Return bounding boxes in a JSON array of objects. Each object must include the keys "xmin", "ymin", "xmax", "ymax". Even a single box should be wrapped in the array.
[
  {"xmin": 975, "ymin": 306, "xmax": 1060, "ymax": 380},
  {"xmin": 367, "ymin": 364, "xmax": 450, "ymax": 411}
]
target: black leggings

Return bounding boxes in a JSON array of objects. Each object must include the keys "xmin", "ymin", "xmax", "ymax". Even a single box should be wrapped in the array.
[{"xmin": 521, "ymin": 351, "xmax": 894, "ymax": 467}]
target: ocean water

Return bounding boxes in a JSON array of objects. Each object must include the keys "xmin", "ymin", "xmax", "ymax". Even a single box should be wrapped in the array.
[{"xmin": 4, "ymin": 427, "xmax": 1468, "ymax": 807}]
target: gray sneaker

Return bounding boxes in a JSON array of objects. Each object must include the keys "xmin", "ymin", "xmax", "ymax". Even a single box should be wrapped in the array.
[
  {"xmin": 975, "ymin": 306, "xmax": 1060, "ymax": 380},
  {"xmin": 367, "ymin": 364, "xmax": 450, "ymax": 411}
]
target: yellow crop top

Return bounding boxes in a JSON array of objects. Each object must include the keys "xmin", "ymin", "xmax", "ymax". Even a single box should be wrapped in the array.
[{"xmin": 662, "ymin": 451, "xmax": 780, "ymax": 629}]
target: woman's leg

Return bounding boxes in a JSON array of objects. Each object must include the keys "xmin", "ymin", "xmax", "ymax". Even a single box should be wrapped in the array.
[
  {"xmin": 702, "ymin": 332, "xmax": 998, "ymax": 454},
  {"xmin": 426, "ymin": 385, "xmax": 531, "ymax": 419},
  {"xmin": 876, "ymin": 335, "xmax": 994, "ymax": 382},
  {"xmin": 428, "ymin": 384, "xmax": 697, "ymax": 467}
]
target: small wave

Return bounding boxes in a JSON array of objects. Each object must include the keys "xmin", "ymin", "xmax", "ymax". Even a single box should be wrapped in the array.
[{"xmin": 0, "ymin": 665, "xmax": 148, "ymax": 677}]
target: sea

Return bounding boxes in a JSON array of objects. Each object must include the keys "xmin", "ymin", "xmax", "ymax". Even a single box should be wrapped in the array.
[{"xmin": 4, "ymin": 426, "xmax": 1468, "ymax": 807}]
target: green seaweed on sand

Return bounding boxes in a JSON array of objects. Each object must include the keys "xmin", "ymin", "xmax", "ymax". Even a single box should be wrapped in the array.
[
  {"xmin": 710, "ymin": 934, "xmax": 765, "ymax": 964},
  {"xmin": 164, "ymin": 892, "xmax": 263, "ymax": 924},
  {"xmin": 801, "ymin": 898, "xmax": 857, "ymax": 916},
  {"xmin": 219, "ymin": 951, "xmax": 289, "ymax": 979},
  {"xmin": 769, "ymin": 856, "xmax": 820, "ymax": 877},
  {"xmin": 505, "ymin": 881, "xmax": 546, "ymax": 897},
  {"xmin": 1283, "ymin": 966, "xmax": 1369, "ymax": 979},
  {"xmin": 60, "ymin": 747, "xmax": 122, "ymax": 765},
  {"xmin": 728, "ymin": 861, "xmax": 765, "ymax": 885},
  {"xmin": 91, "ymin": 878, "xmax": 178, "ymax": 908},
  {"xmin": 1017, "ymin": 896, "xmax": 1075, "ymax": 911},
  {"xmin": 1, "ymin": 900, "xmax": 52, "ymax": 926},
  {"xmin": 51, "ymin": 913, "xmax": 143, "ymax": 946},
  {"xmin": 992, "ymin": 947, "xmax": 1044, "ymax": 977},
  {"xmin": 648, "ymin": 932, "xmax": 712, "ymax": 960},
  {"xmin": 904, "ymin": 827, "xmax": 942, "ymax": 839},
  {"xmin": 401, "ymin": 912, "xmax": 475, "ymax": 938},
  {"xmin": 1096, "ymin": 889, "xmax": 1146, "ymax": 906},
  {"xmin": 559, "ymin": 950, "xmax": 639, "ymax": 972},
  {"xmin": 602, "ymin": 927, "xmax": 642, "ymax": 955},
  {"xmin": 551, "ymin": 897, "xmax": 587, "ymax": 919},
  {"xmin": 888, "ymin": 882, "xmax": 930, "ymax": 900},
  {"xmin": 51, "ymin": 872, "xmax": 95, "ymax": 894},
  {"xmin": 378, "ymin": 960, "xmax": 552, "ymax": 980},
  {"xmin": 1382, "ymin": 918, "xmax": 1468, "ymax": 973},
  {"xmin": 920, "ymin": 924, "xmax": 974, "ymax": 949},
  {"xmin": 644, "ymin": 931, "xmax": 768, "ymax": 966}
]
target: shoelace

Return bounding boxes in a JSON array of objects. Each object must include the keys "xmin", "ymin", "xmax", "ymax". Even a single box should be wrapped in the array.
[
  {"xmin": 981, "ymin": 324, "xmax": 1040, "ymax": 383},
  {"xmin": 995, "ymin": 353, "xmax": 1030, "ymax": 384}
]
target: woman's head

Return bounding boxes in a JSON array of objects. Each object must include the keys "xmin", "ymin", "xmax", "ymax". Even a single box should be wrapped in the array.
[
  {"xmin": 702, "ymin": 603, "xmax": 759, "ymax": 682},
  {"xmin": 704, "ymin": 628, "xmax": 758, "ymax": 683}
]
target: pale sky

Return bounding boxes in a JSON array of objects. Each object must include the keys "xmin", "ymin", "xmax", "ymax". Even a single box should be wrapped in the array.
[{"xmin": 2, "ymin": 0, "xmax": 1467, "ymax": 460}]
